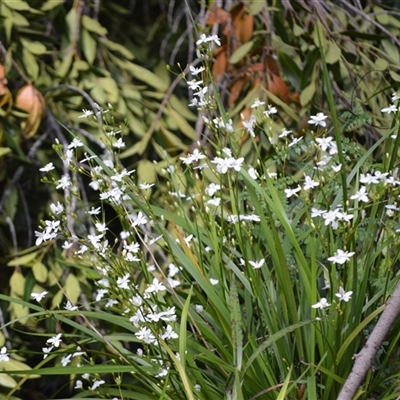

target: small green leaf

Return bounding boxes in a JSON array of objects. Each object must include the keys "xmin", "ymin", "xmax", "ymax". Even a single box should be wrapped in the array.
[
  {"xmin": 99, "ymin": 38, "xmax": 134, "ymax": 60},
  {"xmin": 0, "ymin": 360, "xmax": 39, "ymax": 378},
  {"xmin": 81, "ymin": 29, "xmax": 97, "ymax": 64},
  {"xmin": 293, "ymin": 23, "xmax": 305, "ymax": 37},
  {"xmin": 4, "ymin": 1, "xmax": 30, "ymax": 11},
  {"xmin": 100, "ymin": 77, "xmax": 119, "ymax": 103},
  {"xmin": 22, "ymin": 48, "xmax": 39, "ymax": 80},
  {"xmin": 0, "ymin": 373, "xmax": 17, "ymax": 388},
  {"xmin": 382, "ymin": 39, "xmax": 400, "ymax": 64},
  {"xmin": 51, "ymin": 289, "xmax": 63, "ymax": 310},
  {"xmin": 5, "ymin": 186, "xmax": 18, "ymax": 220},
  {"xmin": 32, "ymin": 261, "xmax": 48, "ymax": 283},
  {"xmin": 0, "ymin": 147, "xmax": 11, "ymax": 157},
  {"xmin": 390, "ymin": 70, "xmax": 400, "ymax": 82},
  {"xmin": 325, "ymin": 40, "xmax": 341, "ymax": 64},
  {"xmin": 65, "ymin": 273, "xmax": 80, "ymax": 304},
  {"xmin": 41, "ymin": 0, "xmax": 64, "ymax": 11},
  {"xmin": 166, "ymin": 105, "xmax": 196, "ymax": 139},
  {"xmin": 7, "ymin": 251, "xmax": 39, "ymax": 266},
  {"xmin": 137, "ymin": 160, "xmax": 157, "ymax": 184},
  {"xmin": 229, "ymin": 41, "xmax": 253, "ymax": 64},
  {"xmin": 278, "ymin": 51, "xmax": 301, "ymax": 91},
  {"xmin": 375, "ymin": 58, "xmax": 388, "ymax": 71},
  {"xmin": 249, "ymin": 0, "xmax": 266, "ymax": 15},
  {"xmin": 10, "ymin": 271, "xmax": 26, "ymax": 297},
  {"xmin": 81, "ymin": 15, "xmax": 107, "ymax": 35},
  {"xmin": 300, "ymin": 81, "xmax": 316, "ymax": 106},
  {"xmin": 125, "ymin": 62, "xmax": 168, "ymax": 91},
  {"xmin": 21, "ymin": 39, "xmax": 47, "ymax": 55}
]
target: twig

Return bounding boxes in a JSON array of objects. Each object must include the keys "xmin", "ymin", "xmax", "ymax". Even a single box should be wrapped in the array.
[
  {"xmin": 337, "ymin": 282, "xmax": 400, "ymax": 400},
  {"xmin": 0, "ymin": 41, "xmax": 31, "ymax": 84},
  {"xmin": 44, "ymin": 84, "xmax": 103, "ymax": 127}
]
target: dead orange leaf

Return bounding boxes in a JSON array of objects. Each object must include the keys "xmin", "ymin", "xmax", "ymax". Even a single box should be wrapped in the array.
[{"xmin": 15, "ymin": 84, "xmax": 45, "ymax": 138}]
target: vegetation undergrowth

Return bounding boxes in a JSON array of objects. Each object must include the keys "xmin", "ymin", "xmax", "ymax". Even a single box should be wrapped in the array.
[{"xmin": 2, "ymin": 29, "xmax": 400, "ymax": 400}]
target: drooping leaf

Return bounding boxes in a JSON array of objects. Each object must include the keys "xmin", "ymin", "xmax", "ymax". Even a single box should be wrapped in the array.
[
  {"xmin": 81, "ymin": 29, "xmax": 97, "ymax": 64},
  {"xmin": 124, "ymin": 62, "xmax": 168, "ymax": 91},
  {"xmin": 277, "ymin": 51, "xmax": 301, "ymax": 91},
  {"xmin": 81, "ymin": 15, "xmax": 108, "ymax": 35},
  {"xmin": 32, "ymin": 261, "xmax": 48, "ymax": 283},
  {"xmin": 300, "ymin": 81, "xmax": 316, "ymax": 106},
  {"xmin": 21, "ymin": 48, "xmax": 39, "ymax": 80},
  {"xmin": 229, "ymin": 41, "xmax": 253, "ymax": 64},
  {"xmin": 10, "ymin": 271, "xmax": 26, "ymax": 297},
  {"xmin": 99, "ymin": 38, "xmax": 134, "ymax": 60},
  {"xmin": 326, "ymin": 40, "xmax": 341, "ymax": 64},
  {"xmin": 137, "ymin": 159, "xmax": 157, "ymax": 184},
  {"xmin": 7, "ymin": 251, "xmax": 39, "ymax": 266},
  {"xmin": 41, "ymin": 0, "xmax": 64, "ymax": 11},
  {"xmin": 4, "ymin": 1, "xmax": 30, "ymax": 11},
  {"xmin": 65, "ymin": 273, "xmax": 81, "ymax": 304}
]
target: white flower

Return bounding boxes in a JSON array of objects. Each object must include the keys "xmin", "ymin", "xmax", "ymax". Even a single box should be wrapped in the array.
[
  {"xmin": 328, "ymin": 249, "xmax": 355, "ymax": 264},
  {"xmin": 187, "ymin": 79, "xmax": 203, "ymax": 90},
  {"xmin": 139, "ymin": 183, "xmax": 155, "ymax": 189},
  {"xmin": 135, "ymin": 327, "xmax": 157, "ymax": 344},
  {"xmin": 381, "ymin": 105, "xmax": 397, "ymax": 114},
  {"xmin": 0, "ymin": 347, "xmax": 10, "ymax": 362},
  {"xmin": 248, "ymin": 167, "xmax": 257, "ymax": 179},
  {"xmin": 308, "ymin": 113, "xmax": 328, "ymax": 127},
  {"xmin": 284, "ymin": 187, "xmax": 301, "ymax": 198},
  {"xmin": 251, "ymin": 99, "xmax": 265, "ymax": 108},
  {"xmin": 312, "ymin": 298, "xmax": 330, "ymax": 309},
  {"xmin": 242, "ymin": 115, "xmax": 257, "ymax": 137},
  {"xmin": 90, "ymin": 379, "xmax": 105, "ymax": 391},
  {"xmin": 46, "ymin": 333, "xmax": 62, "ymax": 348},
  {"xmin": 145, "ymin": 278, "xmax": 166, "ymax": 293},
  {"xmin": 196, "ymin": 33, "xmax": 221, "ymax": 46},
  {"xmin": 39, "ymin": 162, "xmax": 55, "ymax": 172},
  {"xmin": 42, "ymin": 346, "xmax": 53, "ymax": 359},
  {"xmin": 56, "ymin": 174, "xmax": 71, "ymax": 190},
  {"xmin": 189, "ymin": 65, "xmax": 205, "ymax": 75},
  {"xmin": 132, "ymin": 211, "xmax": 147, "ymax": 227},
  {"xmin": 195, "ymin": 304, "xmax": 204, "ymax": 313},
  {"xmin": 61, "ymin": 354, "xmax": 72, "ymax": 367},
  {"xmin": 31, "ymin": 291, "xmax": 48, "ymax": 302},
  {"xmin": 74, "ymin": 380, "xmax": 83, "ymax": 389},
  {"xmin": 311, "ymin": 207, "xmax": 326, "ymax": 218},
  {"xmin": 248, "ymin": 259, "xmax": 265, "ymax": 269},
  {"xmin": 303, "ymin": 176, "xmax": 319, "ymax": 190},
  {"xmin": 64, "ymin": 301, "xmax": 78, "ymax": 311},
  {"xmin": 50, "ymin": 202, "xmax": 64, "ymax": 215},
  {"xmin": 206, "ymin": 198, "xmax": 221, "ymax": 206},
  {"xmin": 279, "ymin": 129, "xmax": 291, "ymax": 138},
  {"xmin": 263, "ymin": 105, "xmax": 277, "ymax": 116},
  {"xmin": 194, "ymin": 384, "xmax": 201, "ymax": 392},
  {"xmin": 205, "ymin": 183, "xmax": 221, "ymax": 196},
  {"xmin": 78, "ymin": 109, "xmax": 94, "ymax": 118},
  {"xmin": 112, "ymin": 138, "xmax": 125, "ymax": 149},
  {"xmin": 117, "ymin": 274, "xmax": 130, "ymax": 289},
  {"xmin": 68, "ymin": 138, "xmax": 84, "ymax": 149},
  {"xmin": 161, "ymin": 325, "xmax": 179, "ymax": 340},
  {"xmin": 335, "ymin": 287, "xmax": 353, "ymax": 302},
  {"xmin": 315, "ymin": 137, "xmax": 333, "ymax": 151},
  {"xmin": 288, "ymin": 136, "xmax": 303, "ymax": 147},
  {"xmin": 392, "ymin": 92, "xmax": 400, "ymax": 102},
  {"xmin": 350, "ymin": 186, "xmax": 369, "ymax": 203},
  {"xmin": 210, "ymin": 278, "xmax": 219, "ymax": 285}
]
